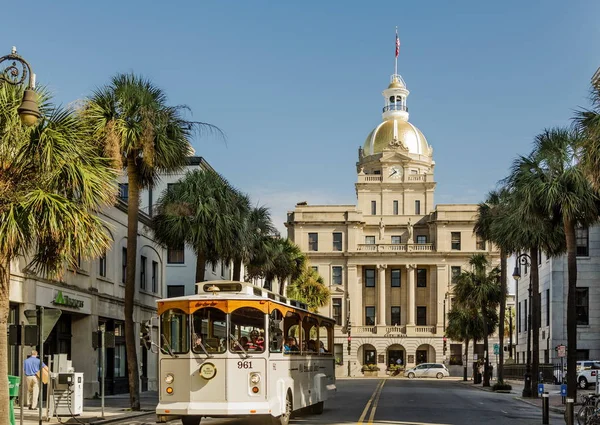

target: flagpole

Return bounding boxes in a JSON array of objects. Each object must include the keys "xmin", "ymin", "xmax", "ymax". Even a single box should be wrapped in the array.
[{"xmin": 395, "ymin": 26, "xmax": 398, "ymax": 76}]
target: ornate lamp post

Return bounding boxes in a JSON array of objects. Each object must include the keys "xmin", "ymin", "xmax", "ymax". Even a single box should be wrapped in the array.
[
  {"xmin": 513, "ymin": 253, "xmax": 532, "ymax": 397},
  {"xmin": 0, "ymin": 47, "xmax": 41, "ymax": 126}
]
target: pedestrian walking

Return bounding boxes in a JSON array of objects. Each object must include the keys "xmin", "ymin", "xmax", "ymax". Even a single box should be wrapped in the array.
[{"xmin": 24, "ymin": 350, "xmax": 46, "ymax": 409}]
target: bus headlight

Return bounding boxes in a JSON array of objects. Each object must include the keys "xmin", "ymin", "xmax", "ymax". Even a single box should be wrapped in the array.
[
  {"xmin": 165, "ymin": 373, "xmax": 174, "ymax": 384},
  {"xmin": 250, "ymin": 373, "xmax": 261, "ymax": 385}
]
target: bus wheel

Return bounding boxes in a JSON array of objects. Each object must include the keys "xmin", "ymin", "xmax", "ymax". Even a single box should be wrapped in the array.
[
  {"xmin": 181, "ymin": 416, "xmax": 201, "ymax": 425},
  {"xmin": 311, "ymin": 401, "xmax": 324, "ymax": 414},
  {"xmin": 272, "ymin": 392, "xmax": 292, "ymax": 425}
]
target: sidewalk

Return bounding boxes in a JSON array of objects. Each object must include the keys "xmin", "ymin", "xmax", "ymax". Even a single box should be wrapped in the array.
[{"xmin": 14, "ymin": 392, "xmax": 158, "ymax": 425}]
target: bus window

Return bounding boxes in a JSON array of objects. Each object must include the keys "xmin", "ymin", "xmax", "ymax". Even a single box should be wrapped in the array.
[
  {"xmin": 230, "ymin": 307, "xmax": 265, "ymax": 353},
  {"xmin": 303, "ymin": 316, "xmax": 319, "ymax": 354},
  {"xmin": 285, "ymin": 312, "xmax": 302, "ymax": 354},
  {"xmin": 269, "ymin": 309, "xmax": 284, "ymax": 352},
  {"xmin": 191, "ymin": 307, "xmax": 227, "ymax": 354},
  {"xmin": 319, "ymin": 324, "xmax": 333, "ymax": 355},
  {"xmin": 160, "ymin": 308, "xmax": 189, "ymax": 355}
]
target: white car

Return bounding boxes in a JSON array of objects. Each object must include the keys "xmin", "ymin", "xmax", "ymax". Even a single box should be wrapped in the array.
[
  {"xmin": 577, "ymin": 362, "xmax": 600, "ymax": 389},
  {"xmin": 404, "ymin": 363, "xmax": 449, "ymax": 379}
]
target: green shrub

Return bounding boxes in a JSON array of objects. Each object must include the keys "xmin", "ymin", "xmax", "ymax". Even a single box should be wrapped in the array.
[
  {"xmin": 492, "ymin": 381, "xmax": 512, "ymax": 391},
  {"xmin": 361, "ymin": 364, "xmax": 380, "ymax": 372}
]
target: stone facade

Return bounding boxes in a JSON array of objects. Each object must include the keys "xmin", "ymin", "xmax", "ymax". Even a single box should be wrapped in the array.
[{"xmin": 285, "ymin": 73, "xmax": 500, "ymax": 377}]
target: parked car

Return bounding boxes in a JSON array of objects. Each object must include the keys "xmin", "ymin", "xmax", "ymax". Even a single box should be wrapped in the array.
[
  {"xmin": 404, "ymin": 363, "xmax": 449, "ymax": 379},
  {"xmin": 577, "ymin": 362, "xmax": 600, "ymax": 389}
]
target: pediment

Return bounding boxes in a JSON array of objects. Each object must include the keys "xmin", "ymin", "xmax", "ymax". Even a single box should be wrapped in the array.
[{"xmin": 379, "ymin": 150, "xmax": 411, "ymax": 163}]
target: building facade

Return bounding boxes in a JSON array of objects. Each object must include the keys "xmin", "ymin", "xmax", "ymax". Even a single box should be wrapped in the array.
[
  {"xmin": 286, "ymin": 72, "xmax": 500, "ymax": 377},
  {"xmin": 514, "ymin": 224, "xmax": 600, "ymax": 366},
  {"xmin": 9, "ymin": 200, "xmax": 164, "ymax": 397}
]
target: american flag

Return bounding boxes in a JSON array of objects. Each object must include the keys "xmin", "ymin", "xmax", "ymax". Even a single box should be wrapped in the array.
[{"xmin": 395, "ymin": 30, "xmax": 400, "ymax": 58}]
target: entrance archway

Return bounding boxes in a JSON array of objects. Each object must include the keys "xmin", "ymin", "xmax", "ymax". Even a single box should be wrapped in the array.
[
  {"xmin": 387, "ymin": 344, "xmax": 405, "ymax": 367},
  {"xmin": 415, "ymin": 344, "xmax": 436, "ymax": 364}
]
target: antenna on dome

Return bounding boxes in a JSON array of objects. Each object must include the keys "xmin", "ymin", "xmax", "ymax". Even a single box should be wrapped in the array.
[{"xmin": 394, "ymin": 27, "xmax": 400, "ymax": 78}]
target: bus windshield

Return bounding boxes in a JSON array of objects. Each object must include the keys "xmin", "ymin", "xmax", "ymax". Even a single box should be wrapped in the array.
[
  {"xmin": 230, "ymin": 307, "xmax": 265, "ymax": 353},
  {"xmin": 160, "ymin": 308, "xmax": 189, "ymax": 355},
  {"xmin": 191, "ymin": 307, "xmax": 227, "ymax": 354}
]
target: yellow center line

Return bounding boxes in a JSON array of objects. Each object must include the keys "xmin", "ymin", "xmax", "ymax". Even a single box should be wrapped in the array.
[
  {"xmin": 367, "ymin": 379, "xmax": 386, "ymax": 424},
  {"xmin": 357, "ymin": 379, "xmax": 385, "ymax": 424}
]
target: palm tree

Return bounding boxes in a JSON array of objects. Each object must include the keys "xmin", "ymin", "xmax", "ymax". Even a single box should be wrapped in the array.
[
  {"xmin": 446, "ymin": 305, "xmax": 484, "ymax": 381},
  {"xmin": 504, "ymin": 127, "xmax": 599, "ymax": 399},
  {"xmin": 286, "ymin": 267, "xmax": 331, "ymax": 312},
  {"xmin": 453, "ymin": 254, "xmax": 501, "ymax": 387},
  {"xmin": 0, "ymin": 83, "xmax": 116, "ymax": 424},
  {"xmin": 576, "ymin": 82, "xmax": 600, "ymax": 190},
  {"xmin": 152, "ymin": 169, "xmax": 241, "ymax": 282},
  {"xmin": 84, "ymin": 73, "xmax": 216, "ymax": 409}
]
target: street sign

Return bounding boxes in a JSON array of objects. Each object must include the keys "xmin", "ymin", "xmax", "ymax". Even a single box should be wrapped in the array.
[
  {"xmin": 538, "ymin": 383, "xmax": 544, "ymax": 395},
  {"xmin": 561, "ymin": 384, "xmax": 567, "ymax": 396},
  {"xmin": 24, "ymin": 308, "xmax": 62, "ymax": 343},
  {"xmin": 557, "ymin": 345, "xmax": 566, "ymax": 358},
  {"xmin": 493, "ymin": 343, "xmax": 499, "ymax": 355}
]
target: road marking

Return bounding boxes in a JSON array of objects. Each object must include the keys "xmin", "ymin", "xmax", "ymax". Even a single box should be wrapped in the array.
[
  {"xmin": 357, "ymin": 379, "xmax": 385, "ymax": 424},
  {"xmin": 367, "ymin": 378, "xmax": 386, "ymax": 424}
]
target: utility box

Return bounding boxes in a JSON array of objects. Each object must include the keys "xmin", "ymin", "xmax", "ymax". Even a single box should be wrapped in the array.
[{"xmin": 51, "ymin": 372, "xmax": 84, "ymax": 416}]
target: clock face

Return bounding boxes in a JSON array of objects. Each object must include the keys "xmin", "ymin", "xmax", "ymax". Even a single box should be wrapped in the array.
[{"xmin": 389, "ymin": 166, "xmax": 403, "ymax": 179}]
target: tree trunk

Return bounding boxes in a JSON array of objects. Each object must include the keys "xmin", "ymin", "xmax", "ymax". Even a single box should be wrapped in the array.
[
  {"xmin": 0, "ymin": 258, "xmax": 11, "ymax": 425},
  {"xmin": 278, "ymin": 277, "xmax": 285, "ymax": 296},
  {"xmin": 232, "ymin": 258, "xmax": 242, "ymax": 281},
  {"xmin": 530, "ymin": 246, "xmax": 540, "ymax": 399},
  {"xmin": 463, "ymin": 338, "xmax": 469, "ymax": 381},
  {"xmin": 497, "ymin": 250, "xmax": 507, "ymax": 383},
  {"xmin": 125, "ymin": 158, "xmax": 141, "ymax": 410},
  {"xmin": 195, "ymin": 251, "xmax": 206, "ymax": 283},
  {"xmin": 564, "ymin": 218, "xmax": 578, "ymax": 399},
  {"xmin": 482, "ymin": 303, "xmax": 490, "ymax": 387}
]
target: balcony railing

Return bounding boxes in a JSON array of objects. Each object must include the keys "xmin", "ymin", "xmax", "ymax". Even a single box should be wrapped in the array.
[
  {"xmin": 356, "ymin": 243, "xmax": 434, "ymax": 253},
  {"xmin": 383, "ymin": 104, "xmax": 408, "ymax": 113},
  {"xmin": 415, "ymin": 326, "xmax": 436, "ymax": 334}
]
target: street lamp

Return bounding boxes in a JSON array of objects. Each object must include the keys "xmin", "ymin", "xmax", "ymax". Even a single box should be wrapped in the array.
[
  {"xmin": 346, "ymin": 296, "xmax": 351, "ymax": 377},
  {"xmin": 0, "ymin": 47, "xmax": 41, "ymax": 126},
  {"xmin": 513, "ymin": 253, "xmax": 532, "ymax": 397}
]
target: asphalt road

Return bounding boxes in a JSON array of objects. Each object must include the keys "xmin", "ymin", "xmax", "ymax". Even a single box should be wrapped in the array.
[{"xmin": 118, "ymin": 378, "xmax": 567, "ymax": 425}]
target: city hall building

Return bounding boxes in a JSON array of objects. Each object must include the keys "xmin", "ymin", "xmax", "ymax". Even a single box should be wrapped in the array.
[{"xmin": 286, "ymin": 71, "xmax": 500, "ymax": 377}]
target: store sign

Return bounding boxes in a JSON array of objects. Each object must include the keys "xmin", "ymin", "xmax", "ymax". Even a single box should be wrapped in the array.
[{"xmin": 52, "ymin": 290, "xmax": 84, "ymax": 309}]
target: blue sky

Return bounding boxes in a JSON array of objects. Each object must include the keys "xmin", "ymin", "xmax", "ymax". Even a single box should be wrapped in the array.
[{"xmin": 3, "ymin": 1, "xmax": 599, "ymax": 234}]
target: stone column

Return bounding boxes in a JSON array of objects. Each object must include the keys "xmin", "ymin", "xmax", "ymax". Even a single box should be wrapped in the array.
[
  {"xmin": 436, "ymin": 265, "xmax": 448, "ymax": 335},
  {"xmin": 407, "ymin": 264, "xmax": 415, "ymax": 326},
  {"xmin": 378, "ymin": 264, "xmax": 387, "ymax": 325},
  {"xmin": 347, "ymin": 265, "xmax": 361, "ymax": 326}
]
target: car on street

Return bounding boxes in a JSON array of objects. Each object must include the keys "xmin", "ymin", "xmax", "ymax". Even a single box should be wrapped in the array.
[
  {"xmin": 577, "ymin": 361, "xmax": 600, "ymax": 389},
  {"xmin": 404, "ymin": 363, "xmax": 449, "ymax": 379}
]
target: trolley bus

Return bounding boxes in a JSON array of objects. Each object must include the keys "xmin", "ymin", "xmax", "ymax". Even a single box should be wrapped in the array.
[{"xmin": 155, "ymin": 280, "xmax": 336, "ymax": 425}]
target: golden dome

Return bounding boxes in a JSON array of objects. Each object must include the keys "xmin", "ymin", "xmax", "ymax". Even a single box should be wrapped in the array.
[
  {"xmin": 388, "ymin": 80, "xmax": 404, "ymax": 89},
  {"xmin": 363, "ymin": 119, "xmax": 430, "ymax": 156}
]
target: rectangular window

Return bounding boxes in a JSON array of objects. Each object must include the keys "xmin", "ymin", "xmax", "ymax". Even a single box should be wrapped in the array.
[
  {"xmin": 416, "ymin": 268, "xmax": 427, "ymax": 287},
  {"xmin": 167, "ymin": 244, "xmax": 185, "ymax": 264},
  {"xmin": 391, "ymin": 235, "xmax": 401, "ymax": 244},
  {"xmin": 391, "ymin": 306, "xmax": 401, "ymax": 325},
  {"xmin": 451, "ymin": 266, "xmax": 461, "ymax": 284},
  {"xmin": 118, "ymin": 183, "xmax": 128, "ymax": 202},
  {"xmin": 524, "ymin": 299, "xmax": 528, "ymax": 331},
  {"xmin": 391, "ymin": 269, "xmax": 401, "ymax": 287},
  {"xmin": 333, "ymin": 232, "xmax": 343, "ymax": 251},
  {"xmin": 371, "ymin": 201, "xmax": 377, "ymax": 215},
  {"xmin": 416, "ymin": 235, "xmax": 427, "ymax": 244},
  {"xmin": 576, "ymin": 287, "xmax": 589, "ymax": 326},
  {"xmin": 333, "ymin": 298, "xmax": 342, "ymax": 325},
  {"xmin": 518, "ymin": 302, "xmax": 521, "ymax": 333},
  {"xmin": 476, "ymin": 233, "xmax": 486, "ymax": 250},
  {"xmin": 152, "ymin": 261, "xmax": 158, "ymax": 293},
  {"xmin": 365, "ymin": 306, "xmax": 376, "ymax": 326},
  {"xmin": 364, "ymin": 348, "xmax": 376, "ymax": 365},
  {"xmin": 167, "ymin": 285, "xmax": 185, "ymax": 298},
  {"xmin": 576, "ymin": 225, "xmax": 589, "ymax": 256},
  {"xmin": 546, "ymin": 288, "xmax": 550, "ymax": 326},
  {"xmin": 365, "ymin": 268, "xmax": 376, "ymax": 287},
  {"xmin": 99, "ymin": 251, "xmax": 107, "ymax": 278},
  {"xmin": 140, "ymin": 255, "xmax": 147, "ymax": 290},
  {"xmin": 308, "ymin": 233, "xmax": 319, "ymax": 251},
  {"xmin": 221, "ymin": 260, "xmax": 225, "ymax": 277},
  {"xmin": 365, "ymin": 236, "xmax": 376, "ymax": 245},
  {"xmin": 416, "ymin": 306, "xmax": 427, "ymax": 326},
  {"xmin": 211, "ymin": 262, "xmax": 216, "ymax": 273},
  {"xmin": 334, "ymin": 344, "xmax": 344, "ymax": 365},
  {"xmin": 451, "ymin": 232, "xmax": 461, "ymax": 250},
  {"xmin": 114, "ymin": 344, "xmax": 126, "ymax": 377},
  {"xmin": 393, "ymin": 200, "xmax": 399, "ymax": 215},
  {"xmin": 121, "ymin": 247, "xmax": 127, "ymax": 284},
  {"xmin": 415, "ymin": 200, "xmax": 421, "ymax": 215},
  {"xmin": 332, "ymin": 266, "xmax": 343, "ymax": 285},
  {"xmin": 450, "ymin": 344, "xmax": 463, "ymax": 365}
]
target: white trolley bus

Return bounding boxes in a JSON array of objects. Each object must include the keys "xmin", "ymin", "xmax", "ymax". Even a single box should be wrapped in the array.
[{"xmin": 156, "ymin": 281, "xmax": 336, "ymax": 425}]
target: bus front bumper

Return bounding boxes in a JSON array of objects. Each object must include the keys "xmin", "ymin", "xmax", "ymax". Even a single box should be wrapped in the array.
[{"xmin": 156, "ymin": 401, "xmax": 273, "ymax": 418}]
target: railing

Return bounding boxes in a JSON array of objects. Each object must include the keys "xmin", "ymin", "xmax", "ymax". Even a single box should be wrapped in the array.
[
  {"xmin": 385, "ymin": 326, "xmax": 406, "ymax": 335},
  {"xmin": 415, "ymin": 326, "xmax": 436, "ymax": 334},
  {"xmin": 354, "ymin": 326, "xmax": 376, "ymax": 334},
  {"xmin": 406, "ymin": 175, "xmax": 426, "ymax": 182},
  {"xmin": 503, "ymin": 363, "xmax": 558, "ymax": 384},
  {"xmin": 356, "ymin": 243, "xmax": 434, "ymax": 253},
  {"xmin": 362, "ymin": 175, "xmax": 383, "ymax": 182},
  {"xmin": 383, "ymin": 104, "xmax": 408, "ymax": 113}
]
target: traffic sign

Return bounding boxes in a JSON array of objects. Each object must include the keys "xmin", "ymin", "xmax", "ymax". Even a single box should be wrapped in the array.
[
  {"xmin": 493, "ymin": 343, "xmax": 499, "ymax": 355},
  {"xmin": 538, "ymin": 383, "xmax": 544, "ymax": 395},
  {"xmin": 561, "ymin": 384, "xmax": 567, "ymax": 396},
  {"xmin": 557, "ymin": 345, "xmax": 566, "ymax": 358}
]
